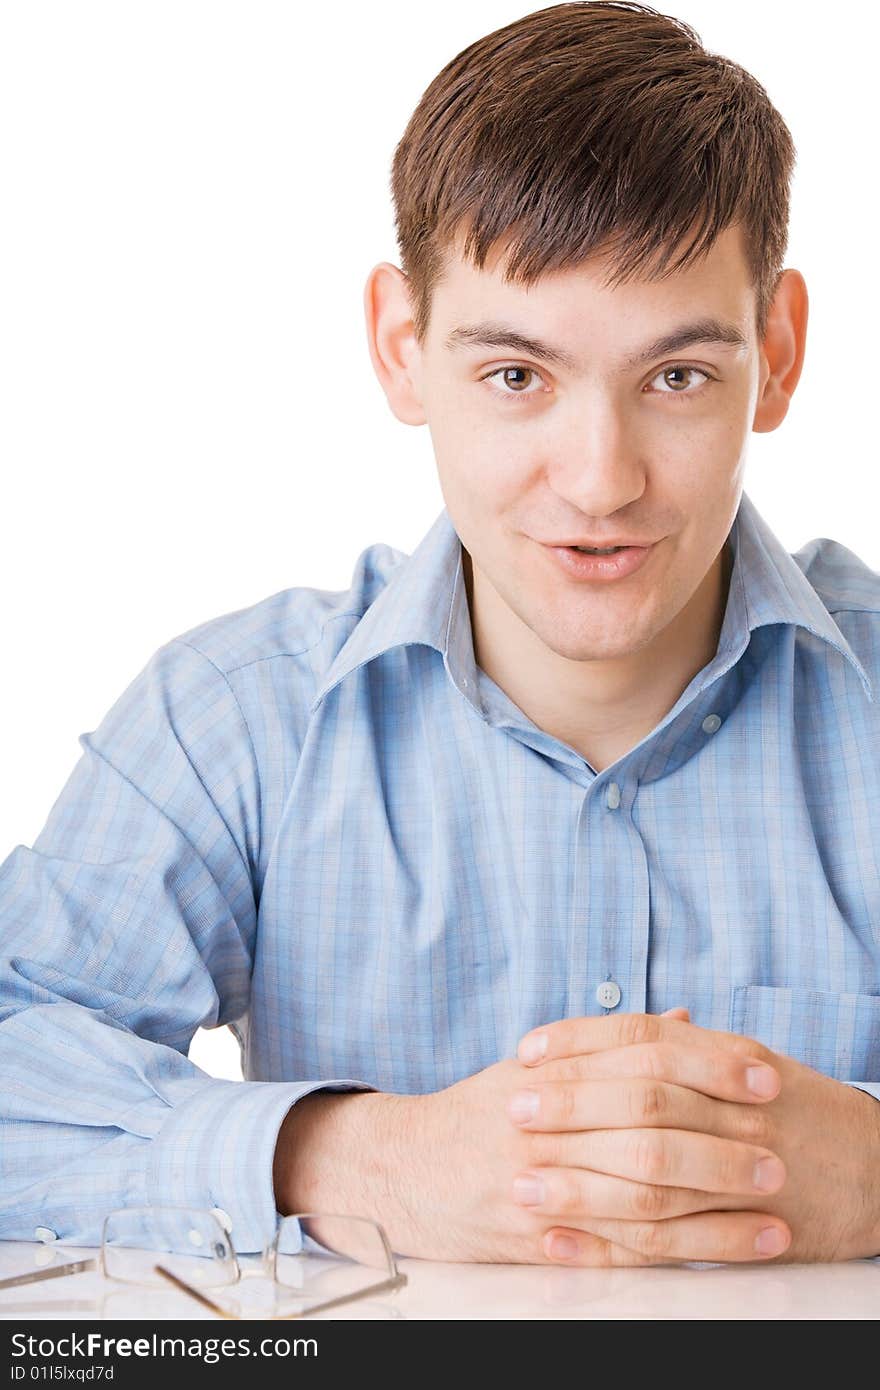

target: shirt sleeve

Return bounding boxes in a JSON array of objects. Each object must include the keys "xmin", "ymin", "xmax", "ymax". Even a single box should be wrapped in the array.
[{"xmin": 0, "ymin": 637, "xmax": 375, "ymax": 1254}]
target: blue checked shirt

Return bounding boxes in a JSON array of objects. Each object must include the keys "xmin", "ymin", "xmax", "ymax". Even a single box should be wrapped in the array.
[{"xmin": 1, "ymin": 489, "xmax": 879, "ymax": 1255}]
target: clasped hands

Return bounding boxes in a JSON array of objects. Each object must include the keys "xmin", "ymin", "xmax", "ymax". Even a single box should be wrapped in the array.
[{"xmin": 502, "ymin": 1008, "xmax": 880, "ymax": 1266}]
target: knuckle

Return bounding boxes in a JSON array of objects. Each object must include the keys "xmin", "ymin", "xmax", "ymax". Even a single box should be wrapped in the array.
[
  {"xmin": 525, "ymin": 1130, "xmax": 558, "ymax": 1169},
  {"xmin": 717, "ymin": 1219, "xmax": 752, "ymax": 1263},
  {"xmin": 556, "ymin": 1084, "xmax": 577, "ymax": 1126},
  {"xmin": 735, "ymin": 1103, "xmax": 770, "ymax": 1147},
  {"xmin": 631, "ymin": 1220, "xmax": 669, "ymax": 1258},
  {"xmin": 636, "ymin": 1080, "xmax": 667, "ymax": 1124},
  {"xmin": 618, "ymin": 1013, "xmax": 658, "ymax": 1049},
  {"xmin": 640, "ymin": 1042, "xmax": 674, "ymax": 1082},
  {"xmin": 725, "ymin": 1031, "xmax": 772, "ymax": 1064},
  {"xmin": 550, "ymin": 1057, "xmax": 583, "ymax": 1084},
  {"xmin": 628, "ymin": 1181, "xmax": 668, "ymax": 1220},
  {"xmin": 716, "ymin": 1146, "xmax": 746, "ymax": 1192},
  {"xmin": 632, "ymin": 1133, "xmax": 669, "ymax": 1184},
  {"xmin": 706, "ymin": 1050, "xmax": 738, "ymax": 1094},
  {"xmin": 551, "ymin": 1175, "xmax": 580, "ymax": 1215}
]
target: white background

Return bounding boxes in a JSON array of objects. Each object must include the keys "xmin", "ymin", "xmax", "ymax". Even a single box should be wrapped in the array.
[{"xmin": 1, "ymin": 1, "xmax": 877, "ymax": 1083}]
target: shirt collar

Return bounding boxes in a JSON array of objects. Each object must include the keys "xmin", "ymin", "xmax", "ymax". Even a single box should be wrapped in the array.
[
  {"xmin": 310, "ymin": 489, "xmax": 874, "ymax": 715},
  {"xmin": 720, "ymin": 491, "xmax": 873, "ymax": 702},
  {"xmin": 309, "ymin": 505, "xmax": 480, "ymax": 715}
]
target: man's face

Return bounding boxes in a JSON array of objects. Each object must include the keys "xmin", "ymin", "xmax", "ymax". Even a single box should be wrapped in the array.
[{"xmin": 408, "ymin": 221, "xmax": 769, "ymax": 666}]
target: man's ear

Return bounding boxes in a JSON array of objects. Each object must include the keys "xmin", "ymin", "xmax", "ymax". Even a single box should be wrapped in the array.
[
  {"xmin": 363, "ymin": 262, "xmax": 427, "ymax": 425},
  {"xmin": 753, "ymin": 268, "xmax": 808, "ymax": 434}
]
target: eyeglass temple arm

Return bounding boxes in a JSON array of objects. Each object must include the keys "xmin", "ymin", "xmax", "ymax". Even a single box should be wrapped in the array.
[
  {"xmin": 0, "ymin": 1257, "xmax": 98, "ymax": 1291},
  {"xmin": 154, "ymin": 1264, "xmax": 239, "ymax": 1319},
  {"xmin": 154, "ymin": 1264, "xmax": 407, "ymax": 1320},
  {"xmin": 269, "ymin": 1271, "xmax": 407, "ymax": 1320}
]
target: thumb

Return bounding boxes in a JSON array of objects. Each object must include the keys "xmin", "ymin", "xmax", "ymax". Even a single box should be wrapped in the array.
[{"xmin": 660, "ymin": 1006, "xmax": 690, "ymax": 1021}]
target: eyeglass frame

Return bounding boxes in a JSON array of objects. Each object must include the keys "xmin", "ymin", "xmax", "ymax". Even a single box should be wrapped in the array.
[{"xmin": 0, "ymin": 1206, "xmax": 407, "ymax": 1320}]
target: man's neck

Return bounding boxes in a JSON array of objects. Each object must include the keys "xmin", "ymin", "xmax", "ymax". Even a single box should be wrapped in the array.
[{"xmin": 462, "ymin": 539, "xmax": 734, "ymax": 773}]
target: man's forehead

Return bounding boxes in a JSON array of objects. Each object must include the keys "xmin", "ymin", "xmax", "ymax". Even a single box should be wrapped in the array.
[{"xmin": 429, "ymin": 220, "xmax": 755, "ymax": 350}]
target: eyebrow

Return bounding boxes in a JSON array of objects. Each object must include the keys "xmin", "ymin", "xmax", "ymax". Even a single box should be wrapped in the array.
[{"xmin": 443, "ymin": 316, "xmax": 750, "ymax": 372}]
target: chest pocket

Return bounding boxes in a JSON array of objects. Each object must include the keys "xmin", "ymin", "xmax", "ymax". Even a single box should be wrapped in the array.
[{"xmin": 729, "ymin": 985, "xmax": 880, "ymax": 1082}]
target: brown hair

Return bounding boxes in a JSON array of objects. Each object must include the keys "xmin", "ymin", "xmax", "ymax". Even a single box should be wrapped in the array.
[{"xmin": 390, "ymin": 1, "xmax": 796, "ymax": 347}]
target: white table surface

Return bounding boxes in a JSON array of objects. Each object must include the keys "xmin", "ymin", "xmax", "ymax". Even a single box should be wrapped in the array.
[{"xmin": 0, "ymin": 1241, "xmax": 877, "ymax": 1320}]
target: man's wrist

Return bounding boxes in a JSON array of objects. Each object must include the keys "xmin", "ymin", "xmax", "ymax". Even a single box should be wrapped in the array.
[
  {"xmin": 272, "ymin": 1088, "xmax": 424, "ymax": 1250},
  {"xmin": 845, "ymin": 1083, "xmax": 880, "ymax": 1259}
]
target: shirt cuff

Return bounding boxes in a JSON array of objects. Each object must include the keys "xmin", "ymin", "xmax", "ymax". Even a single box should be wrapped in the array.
[
  {"xmin": 847, "ymin": 1082, "xmax": 880, "ymax": 1104},
  {"xmin": 145, "ymin": 1076, "xmax": 376, "ymax": 1254}
]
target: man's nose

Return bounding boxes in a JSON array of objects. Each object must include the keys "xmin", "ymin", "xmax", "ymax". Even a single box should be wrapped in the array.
[{"xmin": 545, "ymin": 396, "xmax": 646, "ymax": 514}]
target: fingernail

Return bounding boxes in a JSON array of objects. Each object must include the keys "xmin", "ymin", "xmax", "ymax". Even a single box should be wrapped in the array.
[
  {"xmin": 746, "ymin": 1065, "xmax": 779, "ymax": 1098},
  {"xmin": 509, "ymin": 1090, "xmax": 540, "ymax": 1123},
  {"xmin": 754, "ymin": 1226, "xmax": 788, "ymax": 1257},
  {"xmin": 753, "ymin": 1156, "xmax": 785, "ymax": 1192},
  {"xmin": 547, "ymin": 1233, "xmax": 579, "ymax": 1260},
  {"xmin": 513, "ymin": 1174, "xmax": 546, "ymax": 1206},
  {"xmin": 518, "ymin": 1033, "xmax": 547, "ymax": 1064}
]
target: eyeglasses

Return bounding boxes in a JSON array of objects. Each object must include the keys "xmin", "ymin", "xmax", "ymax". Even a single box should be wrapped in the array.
[{"xmin": 0, "ymin": 1207, "xmax": 407, "ymax": 1320}]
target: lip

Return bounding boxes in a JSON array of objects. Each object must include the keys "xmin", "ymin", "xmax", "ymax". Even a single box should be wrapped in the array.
[
  {"xmin": 541, "ymin": 540, "xmax": 658, "ymax": 582},
  {"xmin": 546, "ymin": 538, "xmax": 657, "ymax": 548}
]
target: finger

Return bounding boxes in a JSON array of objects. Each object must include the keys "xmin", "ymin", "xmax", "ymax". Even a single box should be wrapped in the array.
[
  {"xmin": 660, "ymin": 1007, "xmax": 690, "ymax": 1021},
  {"xmin": 542, "ymin": 1126, "xmax": 786, "ymax": 1196},
  {"xmin": 511, "ymin": 1164, "xmax": 734, "ymax": 1221},
  {"xmin": 507, "ymin": 1076, "xmax": 775, "ymax": 1137},
  {"xmin": 516, "ymin": 1012, "xmax": 774, "ymax": 1068},
  {"xmin": 543, "ymin": 1212, "xmax": 792, "ymax": 1265},
  {"xmin": 538, "ymin": 1228, "xmax": 672, "ymax": 1267},
  {"xmin": 528, "ymin": 1041, "xmax": 781, "ymax": 1104}
]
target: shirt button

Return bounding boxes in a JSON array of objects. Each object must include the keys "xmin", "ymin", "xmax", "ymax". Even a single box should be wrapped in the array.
[
  {"xmin": 702, "ymin": 713, "xmax": 722, "ymax": 734},
  {"xmin": 596, "ymin": 980, "xmax": 622, "ymax": 1009},
  {"xmin": 606, "ymin": 781, "xmax": 621, "ymax": 809},
  {"xmin": 34, "ymin": 1227, "xmax": 57, "ymax": 1242}
]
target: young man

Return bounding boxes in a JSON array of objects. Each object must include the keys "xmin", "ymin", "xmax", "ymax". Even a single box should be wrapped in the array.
[{"xmin": 1, "ymin": 3, "xmax": 878, "ymax": 1271}]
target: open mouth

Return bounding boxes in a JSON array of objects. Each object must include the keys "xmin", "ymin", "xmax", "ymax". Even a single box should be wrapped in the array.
[
  {"xmin": 567, "ymin": 545, "xmax": 632, "ymax": 554},
  {"xmin": 541, "ymin": 539, "xmax": 657, "ymax": 582}
]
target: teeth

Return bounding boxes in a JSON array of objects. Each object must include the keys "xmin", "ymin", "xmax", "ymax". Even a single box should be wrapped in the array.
[{"xmin": 573, "ymin": 545, "xmax": 623, "ymax": 554}]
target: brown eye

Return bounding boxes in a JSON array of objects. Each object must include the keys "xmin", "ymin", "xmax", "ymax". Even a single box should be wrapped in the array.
[
  {"xmin": 649, "ymin": 364, "xmax": 712, "ymax": 397},
  {"xmin": 481, "ymin": 364, "xmax": 545, "ymax": 401},
  {"xmin": 664, "ymin": 367, "xmax": 694, "ymax": 391},
  {"xmin": 500, "ymin": 366, "xmax": 534, "ymax": 392}
]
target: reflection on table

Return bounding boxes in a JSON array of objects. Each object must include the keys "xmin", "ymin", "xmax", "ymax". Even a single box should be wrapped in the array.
[{"xmin": 0, "ymin": 1240, "xmax": 877, "ymax": 1320}]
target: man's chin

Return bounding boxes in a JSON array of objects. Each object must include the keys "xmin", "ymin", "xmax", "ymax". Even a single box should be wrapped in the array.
[{"xmin": 535, "ymin": 631, "xmax": 643, "ymax": 665}]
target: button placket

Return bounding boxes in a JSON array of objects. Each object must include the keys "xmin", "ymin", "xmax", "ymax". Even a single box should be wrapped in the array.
[{"xmin": 600, "ymin": 784, "xmax": 622, "ymax": 1010}]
